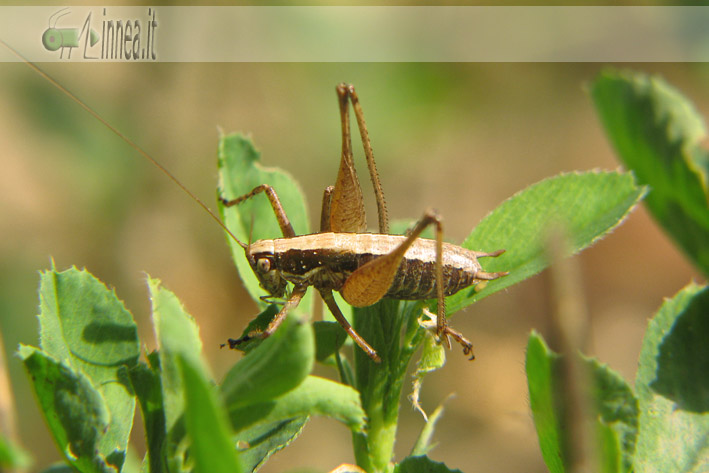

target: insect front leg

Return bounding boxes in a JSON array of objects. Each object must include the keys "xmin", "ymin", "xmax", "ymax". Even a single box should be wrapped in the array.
[
  {"xmin": 220, "ymin": 183, "xmax": 296, "ymax": 238},
  {"xmin": 226, "ymin": 284, "xmax": 308, "ymax": 349}
]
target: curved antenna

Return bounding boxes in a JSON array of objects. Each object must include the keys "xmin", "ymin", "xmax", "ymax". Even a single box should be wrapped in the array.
[
  {"xmin": 0, "ymin": 38, "xmax": 248, "ymax": 250},
  {"xmin": 49, "ymin": 7, "xmax": 70, "ymax": 28}
]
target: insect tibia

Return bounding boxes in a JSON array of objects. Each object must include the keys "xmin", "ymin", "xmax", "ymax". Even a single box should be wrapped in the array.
[
  {"xmin": 419, "ymin": 309, "xmax": 475, "ymax": 360},
  {"xmin": 220, "ymin": 184, "xmax": 295, "ymax": 239}
]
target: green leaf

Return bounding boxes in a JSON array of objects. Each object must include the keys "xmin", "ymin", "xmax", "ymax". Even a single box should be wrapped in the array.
[
  {"xmin": 0, "ymin": 434, "xmax": 31, "ymax": 470},
  {"xmin": 35, "ymin": 267, "xmax": 139, "ymax": 471},
  {"xmin": 597, "ymin": 422, "xmax": 623, "ymax": 473},
  {"xmin": 178, "ymin": 354, "xmax": 243, "ymax": 473},
  {"xmin": 149, "ymin": 277, "xmax": 207, "ymax": 470},
  {"xmin": 394, "ymin": 455, "xmax": 462, "ymax": 473},
  {"xmin": 592, "ymin": 70, "xmax": 709, "ymax": 276},
  {"xmin": 526, "ymin": 332, "xmax": 639, "ymax": 473},
  {"xmin": 227, "ymin": 375, "xmax": 365, "ymax": 434},
  {"xmin": 217, "ymin": 133, "xmax": 311, "ymax": 308},
  {"xmin": 634, "ymin": 283, "xmax": 709, "ymax": 472},
  {"xmin": 39, "ymin": 464, "xmax": 76, "ymax": 473},
  {"xmin": 228, "ymin": 304, "xmax": 278, "ymax": 354},
  {"xmin": 525, "ymin": 332, "xmax": 564, "ymax": 473},
  {"xmin": 313, "ymin": 321, "xmax": 348, "ymax": 362},
  {"xmin": 234, "ymin": 417, "xmax": 308, "ymax": 472},
  {"xmin": 221, "ymin": 313, "xmax": 314, "ymax": 409},
  {"xmin": 591, "ymin": 70, "xmax": 709, "ymax": 275},
  {"xmin": 126, "ymin": 355, "xmax": 166, "ymax": 473},
  {"xmin": 410, "ymin": 334, "xmax": 446, "ymax": 420},
  {"xmin": 448, "ymin": 171, "xmax": 645, "ymax": 314},
  {"xmin": 20, "ymin": 346, "xmax": 112, "ymax": 473},
  {"xmin": 585, "ymin": 356, "xmax": 639, "ymax": 473}
]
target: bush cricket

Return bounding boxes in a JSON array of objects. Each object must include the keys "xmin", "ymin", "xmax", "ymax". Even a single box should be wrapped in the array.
[
  {"xmin": 4, "ymin": 39, "xmax": 507, "ymax": 362},
  {"xmin": 220, "ymin": 84, "xmax": 508, "ymax": 362}
]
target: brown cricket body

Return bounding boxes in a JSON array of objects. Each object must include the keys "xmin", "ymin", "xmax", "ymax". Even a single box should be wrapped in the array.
[
  {"xmin": 220, "ymin": 83, "xmax": 509, "ymax": 362},
  {"xmin": 248, "ymin": 233, "xmax": 505, "ymax": 303}
]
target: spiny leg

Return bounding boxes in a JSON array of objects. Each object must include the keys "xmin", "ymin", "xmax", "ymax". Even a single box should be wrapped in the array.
[
  {"xmin": 320, "ymin": 185, "xmax": 334, "ymax": 232},
  {"xmin": 422, "ymin": 209, "xmax": 477, "ymax": 359},
  {"xmin": 220, "ymin": 183, "xmax": 296, "ymax": 238},
  {"xmin": 329, "ymin": 84, "xmax": 366, "ymax": 233},
  {"xmin": 340, "ymin": 84, "xmax": 389, "ymax": 234},
  {"xmin": 340, "ymin": 208, "xmax": 476, "ymax": 359},
  {"xmin": 225, "ymin": 284, "xmax": 308, "ymax": 349},
  {"xmin": 320, "ymin": 288, "xmax": 381, "ymax": 363}
]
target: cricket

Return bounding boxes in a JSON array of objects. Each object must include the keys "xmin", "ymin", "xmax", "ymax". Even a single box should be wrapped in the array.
[
  {"xmin": 5, "ymin": 39, "xmax": 508, "ymax": 362},
  {"xmin": 220, "ymin": 84, "xmax": 508, "ymax": 362}
]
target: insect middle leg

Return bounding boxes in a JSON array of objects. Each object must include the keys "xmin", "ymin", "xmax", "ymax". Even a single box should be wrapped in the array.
[{"xmin": 320, "ymin": 289, "xmax": 380, "ymax": 363}]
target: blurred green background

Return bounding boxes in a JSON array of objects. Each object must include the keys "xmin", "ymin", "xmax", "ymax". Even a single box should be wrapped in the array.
[{"xmin": 0, "ymin": 57, "xmax": 705, "ymax": 472}]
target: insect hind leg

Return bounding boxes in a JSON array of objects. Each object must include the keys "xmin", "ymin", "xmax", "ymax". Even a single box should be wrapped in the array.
[
  {"xmin": 339, "ymin": 84, "xmax": 389, "ymax": 234},
  {"xmin": 419, "ymin": 309, "xmax": 475, "ymax": 360}
]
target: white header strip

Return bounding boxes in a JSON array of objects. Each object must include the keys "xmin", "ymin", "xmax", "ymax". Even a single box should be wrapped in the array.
[{"xmin": 1, "ymin": 6, "xmax": 707, "ymax": 62}]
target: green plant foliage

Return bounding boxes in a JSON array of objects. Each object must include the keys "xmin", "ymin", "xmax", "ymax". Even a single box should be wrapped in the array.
[
  {"xmin": 525, "ymin": 333, "xmax": 565, "ymax": 473},
  {"xmin": 592, "ymin": 70, "xmax": 709, "ymax": 276},
  {"xmin": 234, "ymin": 417, "xmax": 308, "ymax": 472},
  {"xmin": 586, "ymin": 355, "xmax": 639, "ymax": 472},
  {"xmin": 634, "ymin": 283, "xmax": 709, "ymax": 472},
  {"xmin": 351, "ymin": 299, "xmax": 425, "ymax": 473},
  {"xmin": 217, "ymin": 133, "xmax": 311, "ymax": 308},
  {"xmin": 125, "ymin": 355, "xmax": 165, "ymax": 473},
  {"xmin": 20, "ymin": 347, "xmax": 112, "ymax": 473},
  {"xmin": 22, "ymin": 267, "xmax": 139, "ymax": 472},
  {"xmin": 21, "ymin": 267, "xmax": 368, "ymax": 473},
  {"xmin": 410, "ymin": 333, "xmax": 446, "ymax": 420},
  {"xmin": 221, "ymin": 312, "xmax": 314, "ymax": 409},
  {"xmin": 449, "ymin": 171, "xmax": 646, "ymax": 314},
  {"xmin": 216, "ymin": 132, "xmax": 647, "ymax": 473},
  {"xmin": 19, "ymin": 100, "xmax": 655, "ymax": 472},
  {"xmin": 178, "ymin": 354, "xmax": 243, "ymax": 473},
  {"xmin": 0, "ymin": 434, "xmax": 31, "ymax": 470},
  {"xmin": 394, "ymin": 455, "xmax": 463, "ymax": 473},
  {"xmin": 227, "ymin": 375, "xmax": 365, "ymax": 433},
  {"xmin": 313, "ymin": 321, "xmax": 348, "ymax": 362},
  {"xmin": 148, "ymin": 277, "xmax": 208, "ymax": 471},
  {"xmin": 526, "ymin": 332, "xmax": 639, "ymax": 473},
  {"xmin": 410, "ymin": 396, "xmax": 448, "ymax": 457}
]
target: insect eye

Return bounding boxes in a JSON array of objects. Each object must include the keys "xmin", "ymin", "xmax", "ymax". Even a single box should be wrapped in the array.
[{"xmin": 257, "ymin": 258, "xmax": 271, "ymax": 273}]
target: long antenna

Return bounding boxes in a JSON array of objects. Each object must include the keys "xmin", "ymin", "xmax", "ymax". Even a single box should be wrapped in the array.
[
  {"xmin": 48, "ymin": 7, "xmax": 70, "ymax": 28},
  {"xmin": 1, "ymin": 39, "xmax": 247, "ymax": 249}
]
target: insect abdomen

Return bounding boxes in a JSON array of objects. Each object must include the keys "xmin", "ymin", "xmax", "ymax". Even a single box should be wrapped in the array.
[{"xmin": 384, "ymin": 244, "xmax": 482, "ymax": 300}]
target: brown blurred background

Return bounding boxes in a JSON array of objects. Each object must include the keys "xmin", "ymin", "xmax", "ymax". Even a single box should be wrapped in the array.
[{"xmin": 0, "ymin": 59, "xmax": 705, "ymax": 472}]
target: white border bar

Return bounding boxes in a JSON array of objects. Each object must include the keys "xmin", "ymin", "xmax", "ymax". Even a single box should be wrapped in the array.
[{"xmin": 1, "ymin": 6, "xmax": 707, "ymax": 62}]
